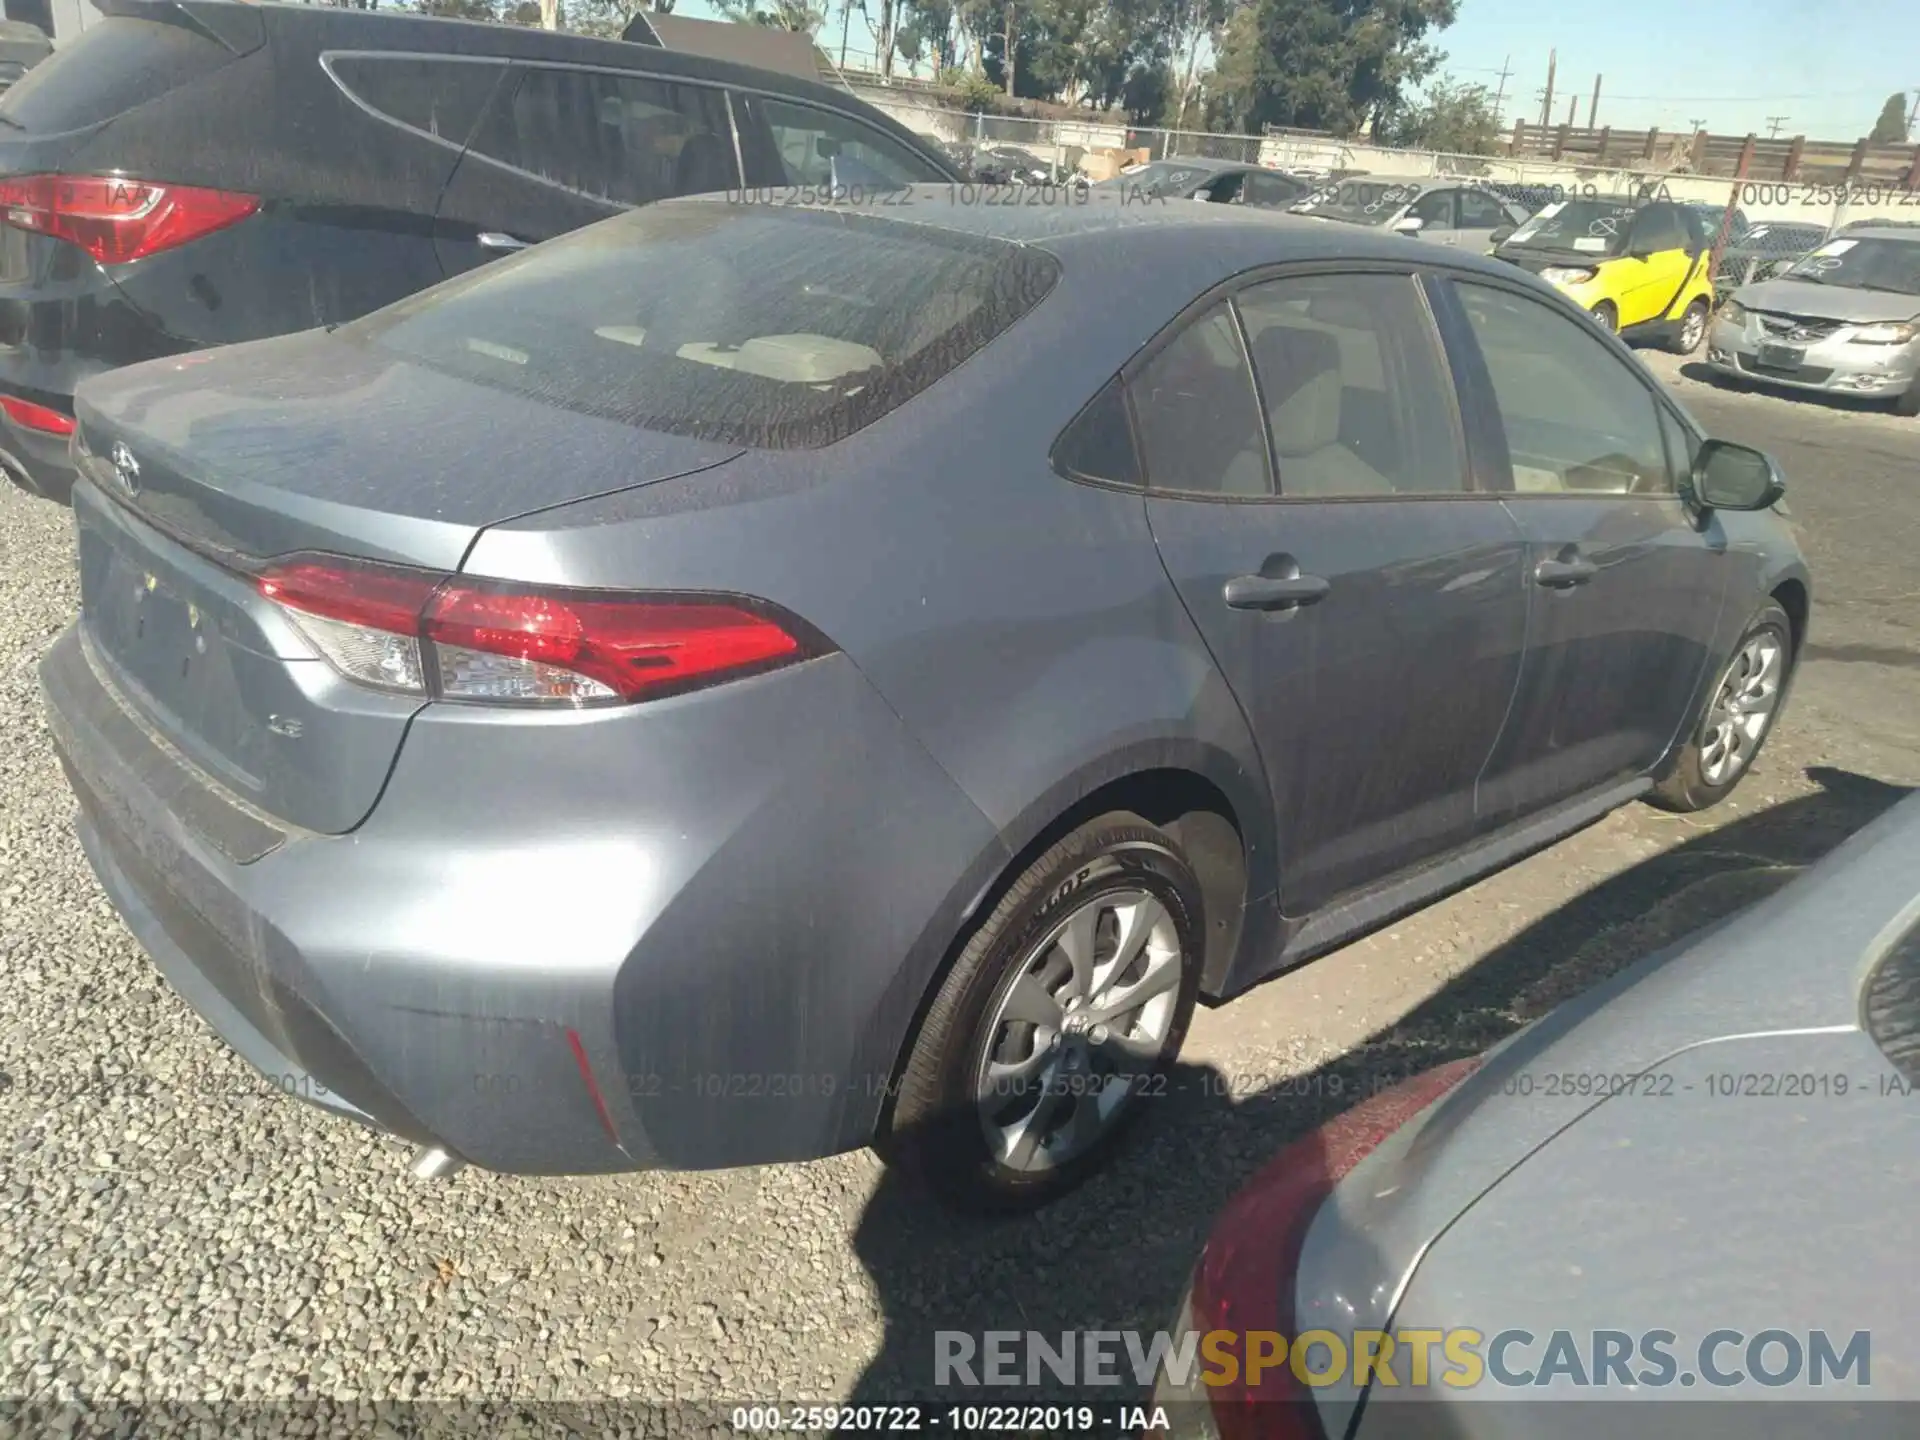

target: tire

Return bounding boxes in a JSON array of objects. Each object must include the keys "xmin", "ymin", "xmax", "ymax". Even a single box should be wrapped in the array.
[
  {"xmin": 1591, "ymin": 300, "xmax": 1619, "ymax": 333},
  {"xmin": 881, "ymin": 812, "xmax": 1205, "ymax": 1212},
  {"xmin": 1894, "ymin": 381, "xmax": 1920, "ymax": 418},
  {"xmin": 1668, "ymin": 298, "xmax": 1710, "ymax": 355},
  {"xmin": 1649, "ymin": 600, "xmax": 1793, "ymax": 813}
]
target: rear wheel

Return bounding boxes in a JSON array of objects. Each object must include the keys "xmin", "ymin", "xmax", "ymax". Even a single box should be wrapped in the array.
[
  {"xmin": 1649, "ymin": 600, "xmax": 1792, "ymax": 812},
  {"xmin": 1668, "ymin": 298, "xmax": 1710, "ymax": 355},
  {"xmin": 1591, "ymin": 300, "xmax": 1619, "ymax": 333},
  {"xmin": 881, "ymin": 813, "xmax": 1204, "ymax": 1212}
]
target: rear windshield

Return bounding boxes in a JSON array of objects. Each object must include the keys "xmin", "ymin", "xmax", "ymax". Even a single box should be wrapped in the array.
[
  {"xmin": 344, "ymin": 200, "xmax": 1060, "ymax": 448},
  {"xmin": 0, "ymin": 18, "xmax": 234, "ymax": 133}
]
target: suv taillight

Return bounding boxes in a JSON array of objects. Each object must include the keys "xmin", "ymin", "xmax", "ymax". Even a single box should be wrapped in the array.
[
  {"xmin": 255, "ymin": 554, "xmax": 829, "ymax": 707},
  {"xmin": 0, "ymin": 175, "xmax": 259, "ymax": 264}
]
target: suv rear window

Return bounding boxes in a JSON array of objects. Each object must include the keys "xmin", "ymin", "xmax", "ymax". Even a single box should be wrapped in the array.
[
  {"xmin": 0, "ymin": 17, "xmax": 236, "ymax": 133},
  {"xmin": 345, "ymin": 200, "xmax": 1059, "ymax": 448}
]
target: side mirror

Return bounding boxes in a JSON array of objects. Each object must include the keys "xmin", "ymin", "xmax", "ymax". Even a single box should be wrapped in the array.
[
  {"xmin": 1489, "ymin": 225, "xmax": 1515, "ymax": 245},
  {"xmin": 1392, "ymin": 216, "xmax": 1424, "ymax": 234},
  {"xmin": 1693, "ymin": 438, "xmax": 1785, "ymax": 511}
]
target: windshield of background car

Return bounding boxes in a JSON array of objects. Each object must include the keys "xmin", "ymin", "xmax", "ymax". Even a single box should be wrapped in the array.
[
  {"xmin": 342, "ymin": 202, "xmax": 1060, "ymax": 449},
  {"xmin": 1288, "ymin": 178, "xmax": 1424, "ymax": 225},
  {"xmin": 1785, "ymin": 236, "xmax": 1920, "ymax": 295},
  {"xmin": 1501, "ymin": 199, "xmax": 1639, "ymax": 256}
]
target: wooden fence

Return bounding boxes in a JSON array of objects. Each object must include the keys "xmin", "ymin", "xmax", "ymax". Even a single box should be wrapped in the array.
[{"xmin": 1509, "ymin": 121, "xmax": 1920, "ymax": 189}]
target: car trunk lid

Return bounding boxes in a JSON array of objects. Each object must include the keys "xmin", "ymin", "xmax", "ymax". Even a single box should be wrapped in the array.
[{"xmin": 71, "ymin": 329, "xmax": 744, "ymax": 834}]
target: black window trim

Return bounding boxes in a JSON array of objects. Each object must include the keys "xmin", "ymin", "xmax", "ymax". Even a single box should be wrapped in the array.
[
  {"xmin": 319, "ymin": 50, "xmax": 512, "ymax": 156},
  {"xmin": 1111, "ymin": 258, "xmax": 1484, "ymax": 506},
  {"xmin": 1428, "ymin": 266, "xmax": 1698, "ymax": 505},
  {"xmin": 347, "ymin": 51, "xmax": 954, "ymax": 206}
]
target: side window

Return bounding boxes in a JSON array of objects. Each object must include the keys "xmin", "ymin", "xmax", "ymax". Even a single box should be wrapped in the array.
[
  {"xmin": 1407, "ymin": 189, "xmax": 1455, "ymax": 226},
  {"xmin": 1629, "ymin": 203, "xmax": 1688, "ymax": 253},
  {"xmin": 327, "ymin": 55, "xmax": 506, "ymax": 146},
  {"xmin": 735, "ymin": 94, "xmax": 947, "ymax": 189},
  {"xmin": 1242, "ymin": 171, "xmax": 1299, "ymax": 208},
  {"xmin": 467, "ymin": 66, "xmax": 737, "ymax": 206},
  {"xmin": 1129, "ymin": 304, "xmax": 1270, "ymax": 497},
  {"xmin": 1237, "ymin": 272, "xmax": 1465, "ymax": 497},
  {"xmin": 1052, "ymin": 377, "xmax": 1141, "ymax": 487},
  {"xmin": 1202, "ymin": 171, "xmax": 1247, "ymax": 203},
  {"xmin": 1458, "ymin": 190, "xmax": 1510, "ymax": 229},
  {"xmin": 1453, "ymin": 282, "xmax": 1672, "ymax": 495}
]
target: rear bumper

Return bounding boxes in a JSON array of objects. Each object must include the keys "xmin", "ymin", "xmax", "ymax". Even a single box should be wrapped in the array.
[
  {"xmin": 0, "ymin": 413, "xmax": 76, "ymax": 504},
  {"xmin": 41, "ymin": 619, "xmax": 1003, "ymax": 1175}
]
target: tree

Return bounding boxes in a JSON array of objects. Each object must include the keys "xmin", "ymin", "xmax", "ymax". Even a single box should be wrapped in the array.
[
  {"xmin": 1870, "ymin": 92, "xmax": 1910, "ymax": 145},
  {"xmin": 713, "ymin": 0, "xmax": 828, "ymax": 30},
  {"xmin": 1379, "ymin": 74, "xmax": 1499, "ymax": 153},
  {"xmin": 1205, "ymin": 0, "xmax": 1454, "ymax": 137}
]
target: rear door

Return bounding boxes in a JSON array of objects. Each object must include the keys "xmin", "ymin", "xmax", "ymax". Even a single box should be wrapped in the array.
[
  {"xmin": 1436, "ymin": 276, "xmax": 1728, "ymax": 821},
  {"xmin": 432, "ymin": 60, "xmax": 739, "ymax": 277},
  {"xmin": 730, "ymin": 91, "xmax": 954, "ymax": 190},
  {"xmin": 1140, "ymin": 267, "xmax": 1529, "ymax": 918}
]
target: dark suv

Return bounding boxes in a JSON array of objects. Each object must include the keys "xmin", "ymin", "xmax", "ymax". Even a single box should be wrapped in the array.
[{"xmin": 0, "ymin": 0, "xmax": 956, "ymax": 503}]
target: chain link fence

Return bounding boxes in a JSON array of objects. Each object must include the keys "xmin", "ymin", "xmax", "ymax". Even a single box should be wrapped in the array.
[{"xmin": 863, "ymin": 93, "xmax": 1912, "ymax": 286}]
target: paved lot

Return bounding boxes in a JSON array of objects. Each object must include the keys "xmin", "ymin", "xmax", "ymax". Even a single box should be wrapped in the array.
[{"xmin": 2, "ymin": 358, "xmax": 1918, "ymax": 1410}]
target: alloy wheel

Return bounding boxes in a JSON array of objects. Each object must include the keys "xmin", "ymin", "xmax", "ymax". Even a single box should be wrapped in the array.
[
  {"xmin": 974, "ymin": 888, "xmax": 1184, "ymax": 1173},
  {"xmin": 1679, "ymin": 303, "xmax": 1707, "ymax": 352},
  {"xmin": 1699, "ymin": 631, "xmax": 1785, "ymax": 786}
]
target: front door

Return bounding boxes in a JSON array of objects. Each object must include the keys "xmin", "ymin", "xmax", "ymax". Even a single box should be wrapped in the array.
[
  {"xmin": 1614, "ymin": 202, "xmax": 1697, "ymax": 326},
  {"xmin": 1405, "ymin": 187, "xmax": 1460, "ymax": 246},
  {"xmin": 1439, "ymin": 277, "xmax": 1729, "ymax": 822},
  {"xmin": 1138, "ymin": 269, "xmax": 1530, "ymax": 918}
]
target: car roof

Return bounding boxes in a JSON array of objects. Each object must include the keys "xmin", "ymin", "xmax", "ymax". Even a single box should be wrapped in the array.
[{"xmin": 700, "ymin": 185, "xmax": 1540, "ymax": 280}]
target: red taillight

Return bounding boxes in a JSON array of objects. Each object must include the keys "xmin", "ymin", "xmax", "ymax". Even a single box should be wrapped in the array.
[
  {"xmin": 1189, "ymin": 1057, "xmax": 1485, "ymax": 1440},
  {"xmin": 253, "ymin": 554, "xmax": 825, "ymax": 706},
  {"xmin": 0, "ymin": 174, "xmax": 260, "ymax": 264},
  {"xmin": 0, "ymin": 393, "xmax": 75, "ymax": 436}
]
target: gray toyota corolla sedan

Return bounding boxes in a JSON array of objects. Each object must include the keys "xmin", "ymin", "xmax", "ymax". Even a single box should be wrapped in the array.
[{"xmin": 41, "ymin": 189, "xmax": 1809, "ymax": 1210}]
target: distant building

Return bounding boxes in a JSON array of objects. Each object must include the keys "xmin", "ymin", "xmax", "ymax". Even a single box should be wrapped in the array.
[{"xmin": 6, "ymin": 0, "xmax": 100, "ymax": 47}]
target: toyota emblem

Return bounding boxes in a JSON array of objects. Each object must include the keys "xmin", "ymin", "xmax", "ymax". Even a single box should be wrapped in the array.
[{"xmin": 109, "ymin": 441, "xmax": 140, "ymax": 496}]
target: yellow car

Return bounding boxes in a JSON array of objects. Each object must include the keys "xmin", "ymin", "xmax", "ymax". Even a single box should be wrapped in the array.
[{"xmin": 1492, "ymin": 197, "xmax": 1715, "ymax": 353}]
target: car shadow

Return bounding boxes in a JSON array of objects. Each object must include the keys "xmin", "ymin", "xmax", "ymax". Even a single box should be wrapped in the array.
[
  {"xmin": 1676, "ymin": 361, "xmax": 1902, "ymax": 417},
  {"xmin": 845, "ymin": 765, "xmax": 1913, "ymax": 1412}
]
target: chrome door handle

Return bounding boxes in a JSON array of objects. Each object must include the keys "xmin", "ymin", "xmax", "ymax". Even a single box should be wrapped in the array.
[{"xmin": 476, "ymin": 232, "xmax": 530, "ymax": 251}]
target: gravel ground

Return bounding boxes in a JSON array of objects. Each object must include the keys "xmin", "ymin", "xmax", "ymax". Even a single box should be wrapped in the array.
[{"xmin": 3, "ymin": 364, "xmax": 1918, "ymax": 1416}]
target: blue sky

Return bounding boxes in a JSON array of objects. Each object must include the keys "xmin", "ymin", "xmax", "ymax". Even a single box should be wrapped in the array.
[
  {"xmin": 1395, "ymin": 0, "xmax": 1911, "ymax": 140},
  {"xmin": 679, "ymin": 0, "xmax": 1913, "ymax": 143}
]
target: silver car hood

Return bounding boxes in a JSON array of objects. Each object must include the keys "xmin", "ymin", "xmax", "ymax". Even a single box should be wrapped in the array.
[
  {"xmin": 1734, "ymin": 276, "xmax": 1920, "ymax": 323},
  {"xmin": 1291, "ymin": 787, "xmax": 1920, "ymax": 1413}
]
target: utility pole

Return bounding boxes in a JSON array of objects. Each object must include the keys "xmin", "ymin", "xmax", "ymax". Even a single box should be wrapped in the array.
[
  {"xmin": 1491, "ymin": 54, "xmax": 1513, "ymax": 128},
  {"xmin": 1589, "ymin": 74, "xmax": 1602, "ymax": 128},
  {"xmin": 840, "ymin": 0, "xmax": 852, "ymax": 69},
  {"xmin": 1566, "ymin": 94, "xmax": 1578, "ymax": 127},
  {"xmin": 1539, "ymin": 49, "xmax": 1556, "ymax": 127},
  {"xmin": 1907, "ymin": 89, "xmax": 1920, "ymax": 140},
  {"xmin": 1765, "ymin": 115, "xmax": 1789, "ymax": 138},
  {"xmin": 1688, "ymin": 117, "xmax": 1707, "ymax": 135}
]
